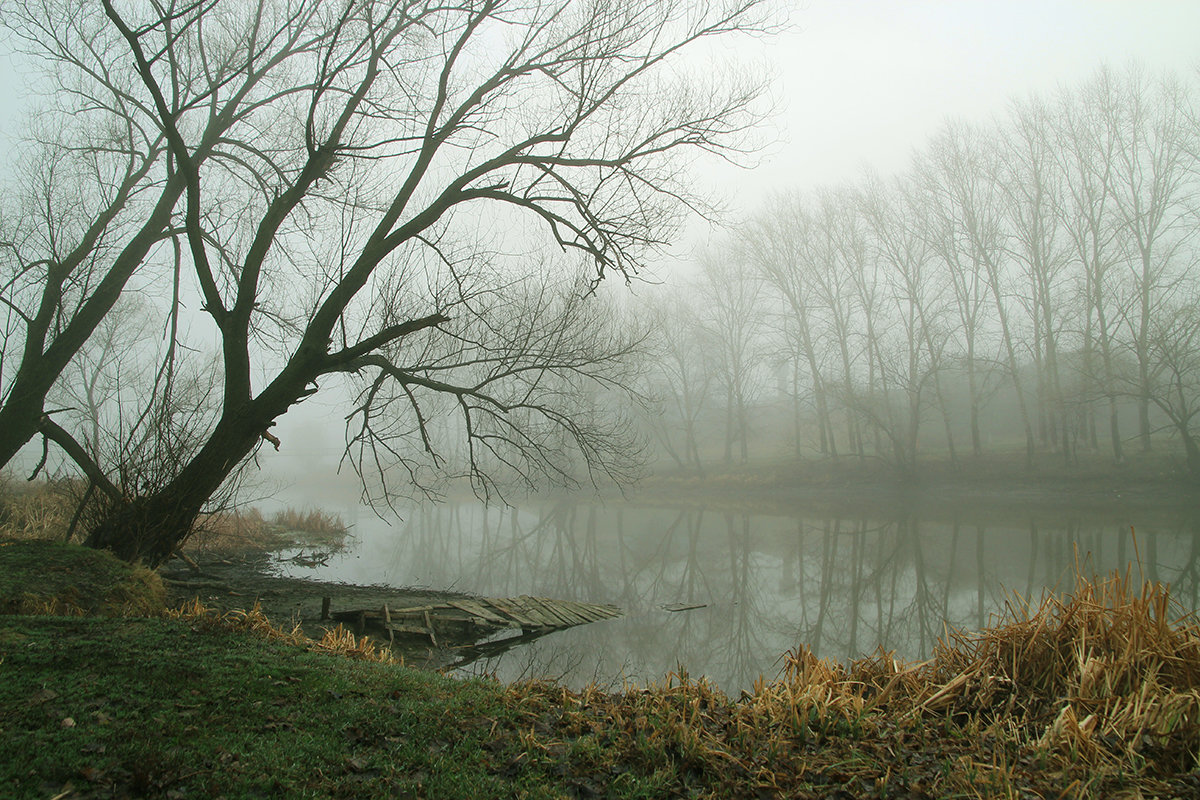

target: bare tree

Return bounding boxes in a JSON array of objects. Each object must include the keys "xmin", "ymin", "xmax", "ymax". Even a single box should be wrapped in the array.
[
  {"xmin": 998, "ymin": 95, "xmax": 1076, "ymax": 462},
  {"xmin": 1052, "ymin": 69, "xmax": 1131, "ymax": 463},
  {"xmin": 742, "ymin": 194, "xmax": 838, "ymax": 457},
  {"xmin": 859, "ymin": 171, "xmax": 955, "ymax": 472},
  {"xmin": 2, "ymin": 0, "xmax": 774, "ymax": 565},
  {"xmin": 1100, "ymin": 66, "xmax": 1198, "ymax": 452},
  {"xmin": 0, "ymin": 0, "xmax": 334, "ymax": 468},
  {"xmin": 927, "ymin": 121, "xmax": 1037, "ymax": 467},
  {"xmin": 914, "ymin": 139, "xmax": 998, "ymax": 458},
  {"xmin": 1134, "ymin": 299, "xmax": 1200, "ymax": 479},
  {"xmin": 641, "ymin": 288, "xmax": 712, "ymax": 475},
  {"xmin": 811, "ymin": 187, "xmax": 870, "ymax": 460},
  {"xmin": 695, "ymin": 246, "xmax": 764, "ymax": 465}
]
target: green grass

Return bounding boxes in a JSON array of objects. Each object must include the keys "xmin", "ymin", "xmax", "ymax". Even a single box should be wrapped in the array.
[
  {"xmin": 0, "ymin": 540, "xmax": 165, "ymax": 616},
  {"xmin": 0, "ymin": 615, "xmax": 560, "ymax": 799}
]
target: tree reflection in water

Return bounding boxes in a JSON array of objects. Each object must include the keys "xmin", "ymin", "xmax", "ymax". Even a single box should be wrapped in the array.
[{"xmin": 276, "ymin": 499, "xmax": 1200, "ymax": 693}]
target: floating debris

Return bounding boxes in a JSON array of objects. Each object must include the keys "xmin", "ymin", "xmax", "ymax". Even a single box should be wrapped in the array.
[{"xmin": 662, "ymin": 602, "xmax": 707, "ymax": 612}]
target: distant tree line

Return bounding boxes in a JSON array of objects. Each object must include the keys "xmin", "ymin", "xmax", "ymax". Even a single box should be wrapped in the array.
[{"xmin": 643, "ymin": 65, "xmax": 1200, "ymax": 479}]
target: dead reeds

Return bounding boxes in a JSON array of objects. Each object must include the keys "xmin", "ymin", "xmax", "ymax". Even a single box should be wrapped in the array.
[
  {"xmin": 767, "ymin": 565, "xmax": 1200, "ymax": 777},
  {"xmin": 270, "ymin": 507, "xmax": 348, "ymax": 537},
  {"xmin": 504, "ymin": 563, "xmax": 1200, "ymax": 797}
]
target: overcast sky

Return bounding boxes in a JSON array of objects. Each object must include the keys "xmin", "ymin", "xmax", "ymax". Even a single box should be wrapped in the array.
[
  {"xmin": 717, "ymin": 0, "xmax": 1200, "ymax": 205},
  {"xmin": 3, "ymin": 1, "xmax": 1197, "ymax": 200}
]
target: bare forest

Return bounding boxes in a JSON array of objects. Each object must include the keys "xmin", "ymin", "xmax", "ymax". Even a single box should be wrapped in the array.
[{"xmin": 642, "ymin": 65, "xmax": 1200, "ymax": 481}]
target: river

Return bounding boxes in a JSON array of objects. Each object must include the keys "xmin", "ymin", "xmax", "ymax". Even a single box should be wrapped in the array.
[{"xmin": 270, "ymin": 496, "xmax": 1200, "ymax": 692}]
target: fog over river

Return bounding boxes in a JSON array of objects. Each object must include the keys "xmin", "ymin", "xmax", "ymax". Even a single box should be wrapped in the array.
[{"xmin": 270, "ymin": 498, "xmax": 1200, "ymax": 692}]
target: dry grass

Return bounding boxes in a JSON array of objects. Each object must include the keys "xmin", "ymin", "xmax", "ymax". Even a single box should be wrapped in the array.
[
  {"xmin": 0, "ymin": 476, "xmax": 349, "ymax": 560},
  {"xmin": 756, "ymin": 563, "xmax": 1200, "ymax": 780},
  {"xmin": 166, "ymin": 597, "xmax": 397, "ymax": 664},
  {"xmin": 184, "ymin": 506, "xmax": 349, "ymax": 557},
  {"xmin": 505, "ymin": 563, "xmax": 1200, "ymax": 797},
  {"xmin": 0, "ymin": 477, "xmax": 79, "ymax": 541},
  {"xmin": 270, "ymin": 507, "xmax": 348, "ymax": 537},
  {"xmin": 184, "ymin": 506, "xmax": 278, "ymax": 556}
]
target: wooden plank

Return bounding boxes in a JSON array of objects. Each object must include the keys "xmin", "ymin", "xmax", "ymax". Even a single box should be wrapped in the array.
[
  {"xmin": 570, "ymin": 601, "xmax": 612, "ymax": 621},
  {"xmin": 424, "ymin": 610, "xmax": 438, "ymax": 646},
  {"xmin": 331, "ymin": 609, "xmax": 384, "ymax": 622},
  {"xmin": 577, "ymin": 603, "xmax": 621, "ymax": 620},
  {"xmin": 552, "ymin": 599, "xmax": 595, "ymax": 625},
  {"xmin": 562, "ymin": 600, "xmax": 599, "ymax": 620},
  {"xmin": 544, "ymin": 600, "xmax": 587, "ymax": 626},
  {"xmin": 662, "ymin": 602, "xmax": 707, "ymax": 613},
  {"xmin": 448, "ymin": 599, "xmax": 508, "ymax": 625},
  {"xmin": 510, "ymin": 596, "xmax": 550, "ymax": 627},
  {"xmin": 530, "ymin": 597, "xmax": 577, "ymax": 627},
  {"xmin": 520, "ymin": 597, "xmax": 564, "ymax": 626},
  {"xmin": 490, "ymin": 598, "xmax": 538, "ymax": 629},
  {"xmin": 386, "ymin": 623, "xmax": 434, "ymax": 636},
  {"xmin": 385, "ymin": 603, "xmax": 448, "ymax": 616},
  {"xmin": 511, "ymin": 597, "xmax": 554, "ymax": 628},
  {"xmin": 528, "ymin": 597, "xmax": 568, "ymax": 627}
]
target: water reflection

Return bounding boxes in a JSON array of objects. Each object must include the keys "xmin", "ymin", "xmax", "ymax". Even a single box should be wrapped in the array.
[{"xmin": 275, "ymin": 499, "xmax": 1200, "ymax": 692}]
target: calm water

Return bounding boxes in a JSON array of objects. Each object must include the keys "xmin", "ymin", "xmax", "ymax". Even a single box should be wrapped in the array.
[{"xmin": 273, "ymin": 498, "xmax": 1200, "ymax": 692}]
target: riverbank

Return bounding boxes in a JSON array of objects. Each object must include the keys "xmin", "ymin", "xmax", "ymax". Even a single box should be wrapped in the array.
[
  {"xmin": 4, "ymin": 545, "xmax": 1200, "ymax": 798},
  {"xmin": 159, "ymin": 552, "xmax": 481, "ymax": 669},
  {"xmin": 629, "ymin": 450, "xmax": 1200, "ymax": 523}
]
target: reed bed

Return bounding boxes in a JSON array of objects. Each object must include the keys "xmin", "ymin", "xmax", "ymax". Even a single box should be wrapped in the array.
[
  {"xmin": 0, "ymin": 477, "xmax": 78, "ymax": 541},
  {"xmin": 507, "ymin": 567, "xmax": 1200, "ymax": 797},
  {"xmin": 185, "ymin": 505, "xmax": 349, "ymax": 557},
  {"xmin": 270, "ymin": 507, "xmax": 348, "ymax": 537}
]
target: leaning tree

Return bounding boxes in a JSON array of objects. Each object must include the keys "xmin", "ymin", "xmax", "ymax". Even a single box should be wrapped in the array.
[{"xmin": 0, "ymin": 0, "xmax": 774, "ymax": 564}]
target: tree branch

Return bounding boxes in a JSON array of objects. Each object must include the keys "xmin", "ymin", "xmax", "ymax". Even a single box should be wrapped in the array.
[{"xmin": 37, "ymin": 415, "xmax": 122, "ymax": 502}]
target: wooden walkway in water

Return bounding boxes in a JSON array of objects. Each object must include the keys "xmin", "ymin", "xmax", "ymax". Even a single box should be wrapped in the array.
[{"xmin": 326, "ymin": 595, "xmax": 622, "ymax": 646}]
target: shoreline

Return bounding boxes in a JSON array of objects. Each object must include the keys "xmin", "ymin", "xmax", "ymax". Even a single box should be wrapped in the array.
[{"xmin": 620, "ymin": 453, "xmax": 1200, "ymax": 524}]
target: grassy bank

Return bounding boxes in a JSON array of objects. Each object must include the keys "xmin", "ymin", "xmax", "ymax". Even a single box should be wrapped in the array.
[{"xmin": 5, "ymin": 541, "xmax": 1200, "ymax": 798}]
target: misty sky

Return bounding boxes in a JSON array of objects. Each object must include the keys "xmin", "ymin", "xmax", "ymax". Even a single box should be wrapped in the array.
[
  {"xmin": 704, "ymin": 0, "xmax": 1200, "ymax": 205},
  {"xmin": 2, "ymin": 1, "xmax": 1197, "ymax": 202}
]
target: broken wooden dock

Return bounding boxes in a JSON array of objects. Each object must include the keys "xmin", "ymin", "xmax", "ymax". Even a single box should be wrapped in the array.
[{"xmin": 325, "ymin": 594, "xmax": 622, "ymax": 646}]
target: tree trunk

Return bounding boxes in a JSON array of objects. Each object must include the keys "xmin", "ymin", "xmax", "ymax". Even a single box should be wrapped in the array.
[
  {"xmin": 83, "ymin": 492, "xmax": 206, "ymax": 567},
  {"xmin": 84, "ymin": 400, "xmax": 279, "ymax": 566},
  {"xmin": 1179, "ymin": 424, "xmax": 1200, "ymax": 482},
  {"xmin": 0, "ymin": 396, "xmax": 45, "ymax": 470}
]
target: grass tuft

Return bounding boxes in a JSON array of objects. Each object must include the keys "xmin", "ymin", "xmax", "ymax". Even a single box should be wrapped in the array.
[{"xmin": 0, "ymin": 540, "xmax": 166, "ymax": 616}]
